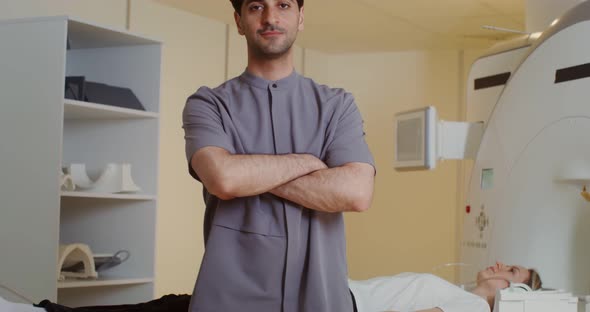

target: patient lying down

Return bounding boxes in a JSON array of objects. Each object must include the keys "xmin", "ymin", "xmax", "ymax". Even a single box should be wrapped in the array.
[
  {"xmin": 1, "ymin": 262, "xmax": 541, "ymax": 312},
  {"xmin": 349, "ymin": 261, "xmax": 542, "ymax": 312}
]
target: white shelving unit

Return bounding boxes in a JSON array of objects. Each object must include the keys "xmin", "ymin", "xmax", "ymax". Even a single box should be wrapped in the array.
[
  {"xmin": 64, "ymin": 99, "xmax": 159, "ymax": 120},
  {"xmin": 57, "ymin": 277, "xmax": 154, "ymax": 289},
  {"xmin": 61, "ymin": 191, "xmax": 157, "ymax": 201},
  {"xmin": 0, "ymin": 16, "xmax": 161, "ymax": 307}
]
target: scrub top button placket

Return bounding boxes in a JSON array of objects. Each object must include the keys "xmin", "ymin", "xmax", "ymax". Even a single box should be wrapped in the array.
[{"xmin": 267, "ymin": 81, "xmax": 294, "ymax": 312}]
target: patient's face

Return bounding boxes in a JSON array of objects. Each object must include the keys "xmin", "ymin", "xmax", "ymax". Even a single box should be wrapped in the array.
[{"xmin": 476, "ymin": 261, "xmax": 530, "ymax": 289}]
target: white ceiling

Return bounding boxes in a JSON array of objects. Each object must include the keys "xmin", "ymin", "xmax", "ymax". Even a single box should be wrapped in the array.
[{"xmin": 157, "ymin": 0, "xmax": 525, "ymax": 52}]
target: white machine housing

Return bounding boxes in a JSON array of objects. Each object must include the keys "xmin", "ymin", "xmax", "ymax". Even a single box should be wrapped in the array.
[
  {"xmin": 460, "ymin": 0, "xmax": 590, "ymax": 301},
  {"xmin": 394, "ymin": 108, "xmax": 485, "ymax": 171}
]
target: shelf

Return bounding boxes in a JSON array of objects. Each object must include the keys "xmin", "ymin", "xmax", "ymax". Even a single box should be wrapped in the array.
[
  {"xmin": 61, "ymin": 191, "xmax": 156, "ymax": 201},
  {"xmin": 555, "ymin": 178, "xmax": 590, "ymax": 186},
  {"xmin": 64, "ymin": 99, "xmax": 158, "ymax": 120},
  {"xmin": 0, "ymin": 16, "xmax": 159, "ymax": 49},
  {"xmin": 67, "ymin": 17, "xmax": 160, "ymax": 49},
  {"xmin": 58, "ymin": 277, "xmax": 153, "ymax": 289}
]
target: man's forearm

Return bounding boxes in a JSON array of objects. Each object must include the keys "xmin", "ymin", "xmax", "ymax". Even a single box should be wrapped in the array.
[
  {"xmin": 192, "ymin": 147, "xmax": 326, "ymax": 200},
  {"xmin": 270, "ymin": 163, "xmax": 374, "ymax": 213}
]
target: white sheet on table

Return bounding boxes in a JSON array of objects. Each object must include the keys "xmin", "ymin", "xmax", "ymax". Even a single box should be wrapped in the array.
[
  {"xmin": 0, "ymin": 296, "xmax": 44, "ymax": 312},
  {"xmin": 349, "ymin": 273, "xmax": 490, "ymax": 312}
]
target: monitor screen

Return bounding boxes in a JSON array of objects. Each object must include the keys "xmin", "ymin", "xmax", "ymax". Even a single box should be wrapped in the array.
[{"xmin": 394, "ymin": 106, "xmax": 437, "ymax": 170}]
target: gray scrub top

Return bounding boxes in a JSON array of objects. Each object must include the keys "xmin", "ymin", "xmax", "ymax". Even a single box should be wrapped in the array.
[{"xmin": 182, "ymin": 70, "xmax": 375, "ymax": 312}]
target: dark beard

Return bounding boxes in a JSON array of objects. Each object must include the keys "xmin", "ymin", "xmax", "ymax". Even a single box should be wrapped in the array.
[
  {"xmin": 249, "ymin": 25, "xmax": 297, "ymax": 60},
  {"xmin": 248, "ymin": 38, "xmax": 294, "ymax": 60}
]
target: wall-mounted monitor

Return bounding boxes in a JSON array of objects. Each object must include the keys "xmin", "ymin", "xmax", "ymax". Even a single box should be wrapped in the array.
[{"xmin": 394, "ymin": 106, "xmax": 437, "ymax": 170}]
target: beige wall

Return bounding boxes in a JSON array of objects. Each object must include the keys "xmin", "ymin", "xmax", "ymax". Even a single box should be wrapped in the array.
[
  {"xmin": 0, "ymin": 0, "xmax": 127, "ymax": 28},
  {"xmin": 525, "ymin": 0, "xmax": 584, "ymax": 33},
  {"xmin": 127, "ymin": 0, "xmax": 227, "ymax": 296},
  {"xmin": 304, "ymin": 50, "xmax": 464, "ymax": 281},
  {"xmin": 0, "ymin": 0, "xmax": 479, "ymax": 296}
]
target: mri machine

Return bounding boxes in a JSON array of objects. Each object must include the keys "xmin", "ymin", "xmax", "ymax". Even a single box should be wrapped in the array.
[{"xmin": 396, "ymin": 1, "xmax": 590, "ymax": 311}]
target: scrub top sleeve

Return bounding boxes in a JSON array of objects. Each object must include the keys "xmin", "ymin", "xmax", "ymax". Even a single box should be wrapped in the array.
[
  {"xmin": 182, "ymin": 87, "xmax": 235, "ymax": 181},
  {"xmin": 324, "ymin": 92, "xmax": 375, "ymax": 169}
]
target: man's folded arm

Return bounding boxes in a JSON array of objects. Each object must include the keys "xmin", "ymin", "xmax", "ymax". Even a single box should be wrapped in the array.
[
  {"xmin": 270, "ymin": 162, "xmax": 375, "ymax": 213},
  {"xmin": 191, "ymin": 146, "xmax": 327, "ymax": 200}
]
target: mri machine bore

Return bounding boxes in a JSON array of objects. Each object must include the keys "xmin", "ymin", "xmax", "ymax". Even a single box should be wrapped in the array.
[{"xmin": 397, "ymin": 1, "xmax": 590, "ymax": 311}]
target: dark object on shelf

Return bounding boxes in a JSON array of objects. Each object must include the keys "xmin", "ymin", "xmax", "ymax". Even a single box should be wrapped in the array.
[
  {"xmin": 65, "ymin": 76, "xmax": 85, "ymax": 100},
  {"xmin": 61, "ymin": 250, "xmax": 130, "ymax": 273},
  {"xmin": 65, "ymin": 76, "xmax": 145, "ymax": 111}
]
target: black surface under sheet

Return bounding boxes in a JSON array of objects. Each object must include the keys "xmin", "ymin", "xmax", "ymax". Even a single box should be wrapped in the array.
[{"xmin": 36, "ymin": 294, "xmax": 190, "ymax": 312}]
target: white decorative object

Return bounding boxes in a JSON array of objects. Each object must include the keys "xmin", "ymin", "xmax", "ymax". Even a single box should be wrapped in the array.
[
  {"xmin": 57, "ymin": 244, "xmax": 98, "ymax": 281},
  {"xmin": 64, "ymin": 163, "xmax": 141, "ymax": 194},
  {"xmin": 92, "ymin": 163, "xmax": 141, "ymax": 194},
  {"xmin": 65, "ymin": 164, "xmax": 94, "ymax": 189}
]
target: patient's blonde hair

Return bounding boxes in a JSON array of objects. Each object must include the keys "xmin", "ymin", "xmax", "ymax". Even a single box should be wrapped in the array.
[{"xmin": 526, "ymin": 269, "xmax": 542, "ymax": 290}]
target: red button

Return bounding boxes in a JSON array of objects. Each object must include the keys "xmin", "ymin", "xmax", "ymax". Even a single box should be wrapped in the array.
[{"xmin": 466, "ymin": 205, "xmax": 471, "ymax": 214}]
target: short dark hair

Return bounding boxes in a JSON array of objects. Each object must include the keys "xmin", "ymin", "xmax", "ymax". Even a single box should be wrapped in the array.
[{"xmin": 230, "ymin": 0, "xmax": 304, "ymax": 15}]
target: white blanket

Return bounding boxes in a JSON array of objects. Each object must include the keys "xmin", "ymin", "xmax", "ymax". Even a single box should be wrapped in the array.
[
  {"xmin": 0, "ymin": 296, "xmax": 43, "ymax": 312},
  {"xmin": 349, "ymin": 273, "xmax": 490, "ymax": 312}
]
